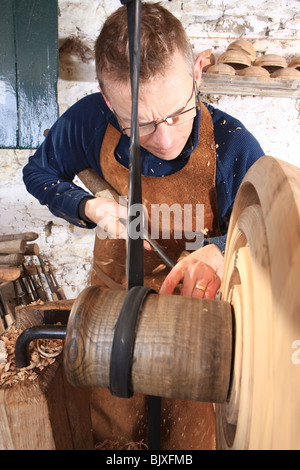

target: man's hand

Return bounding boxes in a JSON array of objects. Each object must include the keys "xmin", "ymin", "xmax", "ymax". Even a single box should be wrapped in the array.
[
  {"xmin": 159, "ymin": 244, "xmax": 224, "ymax": 299},
  {"xmin": 85, "ymin": 197, "xmax": 128, "ymax": 239},
  {"xmin": 85, "ymin": 197, "xmax": 151, "ymax": 249}
]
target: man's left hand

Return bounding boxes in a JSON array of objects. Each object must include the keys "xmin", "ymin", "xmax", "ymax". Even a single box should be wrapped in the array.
[{"xmin": 159, "ymin": 244, "xmax": 224, "ymax": 299}]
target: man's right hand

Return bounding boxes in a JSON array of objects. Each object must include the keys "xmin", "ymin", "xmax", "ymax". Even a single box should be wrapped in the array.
[{"xmin": 85, "ymin": 197, "xmax": 128, "ymax": 239}]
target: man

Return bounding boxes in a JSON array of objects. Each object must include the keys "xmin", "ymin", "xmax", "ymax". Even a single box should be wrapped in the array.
[{"xmin": 23, "ymin": 2, "xmax": 264, "ymax": 449}]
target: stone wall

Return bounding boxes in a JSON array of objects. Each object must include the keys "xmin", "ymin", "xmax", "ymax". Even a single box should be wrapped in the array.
[{"xmin": 0, "ymin": 0, "xmax": 299, "ymax": 298}]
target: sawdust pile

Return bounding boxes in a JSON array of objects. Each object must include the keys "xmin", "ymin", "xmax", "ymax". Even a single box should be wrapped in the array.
[{"xmin": 0, "ymin": 325, "xmax": 63, "ymax": 389}]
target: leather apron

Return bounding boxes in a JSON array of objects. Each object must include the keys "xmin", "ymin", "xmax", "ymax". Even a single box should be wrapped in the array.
[
  {"xmin": 91, "ymin": 103, "xmax": 220, "ymax": 291},
  {"xmin": 90, "ymin": 103, "xmax": 219, "ymax": 450}
]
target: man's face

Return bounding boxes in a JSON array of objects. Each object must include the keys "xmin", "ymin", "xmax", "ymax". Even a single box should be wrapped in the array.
[{"xmin": 104, "ymin": 51, "xmax": 198, "ymax": 161}]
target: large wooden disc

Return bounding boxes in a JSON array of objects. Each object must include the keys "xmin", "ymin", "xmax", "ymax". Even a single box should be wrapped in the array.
[{"xmin": 216, "ymin": 156, "xmax": 300, "ymax": 450}]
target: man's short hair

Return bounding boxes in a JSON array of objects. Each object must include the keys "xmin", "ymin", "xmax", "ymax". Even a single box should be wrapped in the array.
[{"xmin": 95, "ymin": 2, "xmax": 194, "ymax": 95}]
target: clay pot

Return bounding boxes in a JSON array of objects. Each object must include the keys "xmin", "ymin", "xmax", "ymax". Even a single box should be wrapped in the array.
[
  {"xmin": 218, "ymin": 50, "xmax": 252, "ymax": 70},
  {"xmin": 206, "ymin": 63, "xmax": 236, "ymax": 76},
  {"xmin": 227, "ymin": 39, "xmax": 256, "ymax": 62}
]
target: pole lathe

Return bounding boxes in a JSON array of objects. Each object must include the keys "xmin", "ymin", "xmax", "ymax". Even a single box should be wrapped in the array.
[
  {"xmin": 14, "ymin": 157, "xmax": 300, "ymax": 450},
  {"xmin": 13, "ymin": 0, "xmax": 300, "ymax": 451},
  {"xmin": 62, "ymin": 155, "xmax": 300, "ymax": 450}
]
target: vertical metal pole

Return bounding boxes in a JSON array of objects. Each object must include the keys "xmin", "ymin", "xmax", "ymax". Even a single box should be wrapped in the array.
[
  {"xmin": 121, "ymin": 0, "xmax": 144, "ymax": 289},
  {"xmin": 120, "ymin": 0, "xmax": 161, "ymax": 450}
]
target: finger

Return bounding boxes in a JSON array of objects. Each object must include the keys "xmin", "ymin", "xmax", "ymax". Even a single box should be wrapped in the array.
[
  {"xmin": 117, "ymin": 204, "xmax": 128, "ymax": 220},
  {"xmin": 143, "ymin": 240, "xmax": 152, "ymax": 250},
  {"xmin": 204, "ymin": 276, "xmax": 221, "ymax": 300},
  {"xmin": 181, "ymin": 263, "xmax": 219, "ymax": 299},
  {"xmin": 179, "ymin": 260, "xmax": 206, "ymax": 297},
  {"xmin": 115, "ymin": 220, "xmax": 127, "ymax": 239},
  {"xmin": 191, "ymin": 283, "xmax": 206, "ymax": 299},
  {"xmin": 159, "ymin": 266, "xmax": 185, "ymax": 295},
  {"xmin": 180, "ymin": 271, "xmax": 199, "ymax": 297}
]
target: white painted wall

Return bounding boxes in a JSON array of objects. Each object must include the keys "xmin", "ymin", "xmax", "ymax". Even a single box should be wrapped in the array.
[{"xmin": 0, "ymin": 0, "xmax": 299, "ymax": 298}]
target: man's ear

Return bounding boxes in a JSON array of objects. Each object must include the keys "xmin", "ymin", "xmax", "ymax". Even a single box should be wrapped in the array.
[
  {"xmin": 97, "ymin": 85, "xmax": 113, "ymax": 111},
  {"xmin": 194, "ymin": 54, "xmax": 203, "ymax": 88}
]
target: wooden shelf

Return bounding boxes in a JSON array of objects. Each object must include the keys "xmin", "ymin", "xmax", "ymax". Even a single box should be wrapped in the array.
[{"xmin": 201, "ymin": 73, "xmax": 300, "ymax": 98}]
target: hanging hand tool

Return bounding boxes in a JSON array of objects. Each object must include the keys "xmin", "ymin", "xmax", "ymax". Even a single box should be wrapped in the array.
[
  {"xmin": 37, "ymin": 255, "xmax": 66, "ymax": 301},
  {"xmin": 21, "ymin": 263, "xmax": 39, "ymax": 302},
  {"xmin": 43, "ymin": 256, "xmax": 67, "ymax": 300}
]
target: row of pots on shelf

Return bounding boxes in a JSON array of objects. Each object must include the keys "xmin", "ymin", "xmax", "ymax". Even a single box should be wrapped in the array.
[{"xmin": 201, "ymin": 39, "xmax": 300, "ymax": 80}]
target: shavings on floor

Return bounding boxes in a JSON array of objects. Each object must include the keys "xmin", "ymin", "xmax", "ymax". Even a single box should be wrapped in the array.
[{"xmin": 0, "ymin": 324, "xmax": 63, "ymax": 389}]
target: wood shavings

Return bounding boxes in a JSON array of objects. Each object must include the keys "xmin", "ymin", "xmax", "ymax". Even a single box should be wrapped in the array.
[
  {"xmin": 152, "ymin": 264, "xmax": 166, "ymax": 274},
  {"xmin": 95, "ymin": 439, "xmax": 148, "ymax": 450},
  {"xmin": 37, "ymin": 338, "xmax": 63, "ymax": 358},
  {"xmin": 0, "ymin": 325, "xmax": 63, "ymax": 389},
  {"xmin": 0, "ymin": 340, "xmax": 7, "ymax": 364}
]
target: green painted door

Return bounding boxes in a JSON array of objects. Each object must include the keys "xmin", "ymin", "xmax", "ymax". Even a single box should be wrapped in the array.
[{"xmin": 0, "ymin": 0, "xmax": 58, "ymax": 149}]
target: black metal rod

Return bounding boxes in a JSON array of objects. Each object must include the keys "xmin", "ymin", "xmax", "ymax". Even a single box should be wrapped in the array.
[
  {"xmin": 15, "ymin": 324, "xmax": 67, "ymax": 368},
  {"xmin": 121, "ymin": 0, "xmax": 161, "ymax": 451},
  {"xmin": 124, "ymin": 0, "xmax": 144, "ymax": 289}
]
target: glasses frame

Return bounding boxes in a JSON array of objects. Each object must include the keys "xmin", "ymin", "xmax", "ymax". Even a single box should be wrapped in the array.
[{"xmin": 118, "ymin": 80, "xmax": 200, "ymax": 137}]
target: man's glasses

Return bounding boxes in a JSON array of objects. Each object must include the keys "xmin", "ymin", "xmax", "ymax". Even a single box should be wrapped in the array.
[{"xmin": 119, "ymin": 81, "xmax": 200, "ymax": 137}]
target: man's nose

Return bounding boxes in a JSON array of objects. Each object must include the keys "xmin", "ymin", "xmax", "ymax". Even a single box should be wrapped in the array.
[{"xmin": 151, "ymin": 122, "xmax": 174, "ymax": 150}]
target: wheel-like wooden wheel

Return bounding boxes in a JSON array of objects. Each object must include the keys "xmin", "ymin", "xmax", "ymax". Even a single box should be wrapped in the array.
[{"xmin": 216, "ymin": 156, "xmax": 300, "ymax": 450}]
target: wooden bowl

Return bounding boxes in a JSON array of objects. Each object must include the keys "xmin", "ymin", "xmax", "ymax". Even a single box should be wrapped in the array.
[
  {"xmin": 288, "ymin": 57, "xmax": 300, "ymax": 71},
  {"xmin": 227, "ymin": 39, "xmax": 256, "ymax": 62},
  {"xmin": 218, "ymin": 50, "xmax": 252, "ymax": 69},
  {"xmin": 206, "ymin": 63, "xmax": 236, "ymax": 76},
  {"xmin": 236, "ymin": 65, "xmax": 270, "ymax": 78},
  {"xmin": 253, "ymin": 54, "xmax": 287, "ymax": 72},
  {"xmin": 199, "ymin": 48, "xmax": 216, "ymax": 72},
  {"xmin": 271, "ymin": 67, "xmax": 300, "ymax": 79}
]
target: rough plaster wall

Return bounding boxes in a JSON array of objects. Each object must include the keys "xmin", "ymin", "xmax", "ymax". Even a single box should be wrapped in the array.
[{"xmin": 0, "ymin": 0, "xmax": 299, "ymax": 298}]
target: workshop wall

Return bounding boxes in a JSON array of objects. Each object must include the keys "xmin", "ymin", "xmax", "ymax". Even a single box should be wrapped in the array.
[{"xmin": 0, "ymin": 0, "xmax": 299, "ymax": 298}]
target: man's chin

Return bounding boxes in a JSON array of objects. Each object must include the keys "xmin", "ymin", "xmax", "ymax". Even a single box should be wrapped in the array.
[{"xmin": 151, "ymin": 146, "xmax": 184, "ymax": 161}]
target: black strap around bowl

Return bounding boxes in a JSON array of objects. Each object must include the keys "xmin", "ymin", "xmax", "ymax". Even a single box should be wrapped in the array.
[{"xmin": 109, "ymin": 285, "xmax": 155, "ymax": 398}]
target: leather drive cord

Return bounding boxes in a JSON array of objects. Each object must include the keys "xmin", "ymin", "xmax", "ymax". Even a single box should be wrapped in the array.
[{"xmin": 109, "ymin": 0, "xmax": 161, "ymax": 450}]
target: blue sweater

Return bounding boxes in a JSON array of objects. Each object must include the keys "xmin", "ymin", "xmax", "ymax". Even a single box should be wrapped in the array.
[{"xmin": 23, "ymin": 92, "xmax": 264, "ymax": 253}]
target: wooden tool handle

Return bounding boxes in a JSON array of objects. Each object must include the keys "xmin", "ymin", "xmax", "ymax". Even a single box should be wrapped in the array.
[
  {"xmin": 78, "ymin": 168, "xmax": 121, "ymax": 202},
  {"xmin": 0, "ymin": 239, "xmax": 40, "ymax": 256},
  {"xmin": 64, "ymin": 287, "xmax": 232, "ymax": 403},
  {"xmin": 0, "ymin": 266, "xmax": 21, "ymax": 282},
  {"xmin": 0, "ymin": 232, "xmax": 38, "ymax": 243},
  {"xmin": 0, "ymin": 239, "xmax": 26, "ymax": 254},
  {"xmin": 0, "ymin": 254, "xmax": 25, "ymax": 266},
  {"xmin": 24, "ymin": 243, "xmax": 40, "ymax": 255}
]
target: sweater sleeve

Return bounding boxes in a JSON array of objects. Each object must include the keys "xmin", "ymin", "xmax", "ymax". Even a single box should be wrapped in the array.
[
  {"xmin": 201, "ymin": 104, "xmax": 265, "ymax": 254},
  {"xmin": 23, "ymin": 93, "xmax": 116, "ymax": 228},
  {"xmin": 211, "ymin": 105, "xmax": 265, "ymax": 233}
]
